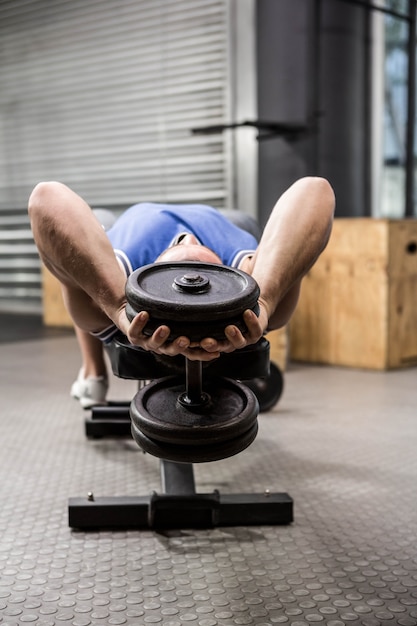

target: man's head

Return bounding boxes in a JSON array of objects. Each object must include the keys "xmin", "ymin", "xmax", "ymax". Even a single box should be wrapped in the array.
[{"xmin": 156, "ymin": 234, "xmax": 222, "ymax": 264}]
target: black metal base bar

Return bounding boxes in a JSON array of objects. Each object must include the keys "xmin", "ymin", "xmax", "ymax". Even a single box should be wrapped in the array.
[
  {"xmin": 85, "ymin": 402, "xmax": 131, "ymax": 439},
  {"xmin": 73, "ymin": 444, "xmax": 294, "ymax": 530},
  {"xmin": 68, "ymin": 491, "xmax": 293, "ymax": 529}
]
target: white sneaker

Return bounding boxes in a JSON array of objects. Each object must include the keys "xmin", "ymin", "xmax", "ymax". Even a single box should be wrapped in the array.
[{"xmin": 70, "ymin": 368, "xmax": 108, "ymax": 408}]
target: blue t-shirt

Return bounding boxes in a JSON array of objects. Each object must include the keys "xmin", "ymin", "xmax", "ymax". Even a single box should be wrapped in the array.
[
  {"xmin": 107, "ymin": 203, "xmax": 257, "ymax": 276},
  {"xmin": 92, "ymin": 203, "xmax": 257, "ymax": 343}
]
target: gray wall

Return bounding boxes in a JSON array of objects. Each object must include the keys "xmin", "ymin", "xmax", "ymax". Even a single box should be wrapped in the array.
[{"xmin": 256, "ymin": 0, "xmax": 371, "ymax": 225}]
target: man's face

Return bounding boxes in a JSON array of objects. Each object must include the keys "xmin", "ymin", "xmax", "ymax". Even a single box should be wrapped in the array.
[{"xmin": 156, "ymin": 234, "xmax": 222, "ymax": 264}]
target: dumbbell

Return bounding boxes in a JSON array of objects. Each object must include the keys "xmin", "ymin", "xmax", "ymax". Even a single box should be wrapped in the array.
[{"xmin": 125, "ymin": 261, "xmax": 261, "ymax": 463}]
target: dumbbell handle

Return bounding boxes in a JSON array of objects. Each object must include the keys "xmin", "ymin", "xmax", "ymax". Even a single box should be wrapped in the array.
[
  {"xmin": 177, "ymin": 358, "xmax": 210, "ymax": 409},
  {"xmin": 186, "ymin": 359, "xmax": 203, "ymax": 403}
]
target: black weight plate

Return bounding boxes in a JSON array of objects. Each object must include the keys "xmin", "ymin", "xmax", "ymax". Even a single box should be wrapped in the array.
[
  {"xmin": 125, "ymin": 304, "xmax": 255, "ymax": 342},
  {"xmin": 125, "ymin": 262, "xmax": 260, "ymax": 341},
  {"xmin": 245, "ymin": 362, "xmax": 284, "ymax": 413},
  {"xmin": 131, "ymin": 421, "xmax": 259, "ymax": 464},
  {"xmin": 130, "ymin": 376, "xmax": 259, "ymax": 446},
  {"xmin": 126, "ymin": 262, "xmax": 259, "ymax": 319}
]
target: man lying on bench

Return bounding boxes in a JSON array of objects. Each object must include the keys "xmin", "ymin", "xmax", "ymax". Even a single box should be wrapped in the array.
[{"xmin": 28, "ymin": 177, "xmax": 335, "ymax": 408}]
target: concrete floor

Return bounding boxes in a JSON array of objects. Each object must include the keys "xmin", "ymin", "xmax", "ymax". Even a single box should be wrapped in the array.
[{"xmin": 0, "ymin": 328, "xmax": 416, "ymax": 626}]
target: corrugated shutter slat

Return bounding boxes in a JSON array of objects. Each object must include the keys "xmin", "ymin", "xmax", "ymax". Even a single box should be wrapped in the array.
[{"xmin": 0, "ymin": 0, "xmax": 229, "ymax": 312}]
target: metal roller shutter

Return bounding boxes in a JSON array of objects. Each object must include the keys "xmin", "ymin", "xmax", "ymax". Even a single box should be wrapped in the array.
[{"xmin": 0, "ymin": 0, "xmax": 231, "ymax": 313}]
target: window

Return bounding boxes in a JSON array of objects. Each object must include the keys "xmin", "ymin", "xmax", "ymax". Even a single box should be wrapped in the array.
[{"xmin": 378, "ymin": 0, "xmax": 416, "ymax": 217}]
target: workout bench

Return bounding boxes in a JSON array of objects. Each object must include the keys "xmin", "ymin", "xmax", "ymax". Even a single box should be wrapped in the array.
[{"xmin": 68, "ymin": 261, "xmax": 293, "ymax": 530}]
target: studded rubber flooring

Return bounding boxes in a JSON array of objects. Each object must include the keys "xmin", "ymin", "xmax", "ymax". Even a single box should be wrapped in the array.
[{"xmin": 0, "ymin": 331, "xmax": 416, "ymax": 626}]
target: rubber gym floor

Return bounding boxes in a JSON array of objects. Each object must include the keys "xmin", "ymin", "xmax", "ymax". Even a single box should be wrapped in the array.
[{"xmin": 0, "ymin": 313, "xmax": 416, "ymax": 626}]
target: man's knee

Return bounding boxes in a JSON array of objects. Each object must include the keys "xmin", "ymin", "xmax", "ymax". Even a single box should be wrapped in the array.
[
  {"xmin": 296, "ymin": 176, "xmax": 335, "ymax": 212},
  {"xmin": 28, "ymin": 181, "xmax": 64, "ymax": 220}
]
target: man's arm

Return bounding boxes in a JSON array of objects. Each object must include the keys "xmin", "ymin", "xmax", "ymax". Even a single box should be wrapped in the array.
[
  {"xmin": 200, "ymin": 177, "xmax": 335, "ymax": 353},
  {"xmin": 29, "ymin": 181, "xmax": 131, "ymax": 335},
  {"xmin": 28, "ymin": 182, "xmax": 225, "ymax": 361},
  {"xmin": 248, "ymin": 176, "xmax": 335, "ymax": 330}
]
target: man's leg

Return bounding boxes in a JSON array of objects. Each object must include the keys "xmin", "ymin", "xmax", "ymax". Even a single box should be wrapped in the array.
[
  {"xmin": 70, "ymin": 328, "xmax": 109, "ymax": 407},
  {"xmin": 74, "ymin": 326, "xmax": 107, "ymax": 378}
]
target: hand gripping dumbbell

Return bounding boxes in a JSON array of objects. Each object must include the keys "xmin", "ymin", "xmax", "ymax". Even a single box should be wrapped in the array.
[{"xmin": 125, "ymin": 261, "xmax": 262, "ymax": 464}]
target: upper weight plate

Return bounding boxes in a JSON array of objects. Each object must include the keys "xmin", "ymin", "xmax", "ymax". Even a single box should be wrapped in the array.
[{"xmin": 125, "ymin": 262, "xmax": 260, "ymax": 341}]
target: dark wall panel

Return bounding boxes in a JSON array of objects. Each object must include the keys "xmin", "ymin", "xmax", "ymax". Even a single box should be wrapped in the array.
[{"xmin": 256, "ymin": 0, "xmax": 370, "ymax": 223}]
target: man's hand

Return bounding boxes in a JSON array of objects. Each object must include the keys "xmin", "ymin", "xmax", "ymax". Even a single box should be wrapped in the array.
[
  {"xmin": 199, "ymin": 307, "xmax": 265, "ymax": 354},
  {"xmin": 123, "ymin": 303, "xmax": 267, "ymax": 362}
]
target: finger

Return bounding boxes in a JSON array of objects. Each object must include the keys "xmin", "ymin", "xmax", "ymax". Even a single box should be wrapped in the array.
[
  {"xmin": 127, "ymin": 311, "xmax": 149, "ymax": 344},
  {"xmin": 199, "ymin": 337, "xmax": 234, "ymax": 355},
  {"xmin": 147, "ymin": 325, "xmax": 170, "ymax": 349},
  {"xmin": 200, "ymin": 334, "xmax": 244, "ymax": 353},
  {"xmin": 242, "ymin": 309, "xmax": 263, "ymax": 342},
  {"xmin": 224, "ymin": 325, "xmax": 247, "ymax": 349},
  {"xmin": 162, "ymin": 335, "xmax": 190, "ymax": 356},
  {"xmin": 173, "ymin": 336, "xmax": 190, "ymax": 351},
  {"xmin": 199, "ymin": 337, "xmax": 220, "ymax": 353},
  {"xmin": 159, "ymin": 337, "xmax": 219, "ymax": 360}
]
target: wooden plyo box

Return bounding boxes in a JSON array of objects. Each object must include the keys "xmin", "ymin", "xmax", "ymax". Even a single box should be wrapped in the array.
[
  {"xmin": 266, "ymin": 327, "xmax": 288, "ymax": 372},
  {"xmin": 290, "ymin": 218, "xmax": 417, "ymax": 370},
  {"xmin": 42, "ymin": 265, "xmax": 73, "ymax": 327}
]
